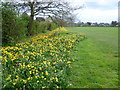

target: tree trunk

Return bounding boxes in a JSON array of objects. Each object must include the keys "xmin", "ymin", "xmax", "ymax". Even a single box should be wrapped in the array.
[{"xmin": 28, "ymin": 2, "xmax": 34, "ymax": 36}]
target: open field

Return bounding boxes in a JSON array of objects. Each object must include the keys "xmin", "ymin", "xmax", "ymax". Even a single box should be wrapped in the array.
[
  {"xmin": 66, "ymin": 27, "xmax": 118, "ymax": 88},
  {"xmin": 67, "ymin": 27, "xmax": 118, "ymax": 49}
]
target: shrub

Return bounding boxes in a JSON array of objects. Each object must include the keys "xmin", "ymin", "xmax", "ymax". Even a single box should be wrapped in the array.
[
  {"xmin": 46, "ymin": 22, "xmax": 58, "ymax": 31},
  {"xmin": 50, "ymin": 22, "xmax": 58, "ymax": 30},
  {"xmin": 2, "ymin": 2, "xmax": 28, "ymax": 46},
  {"xmin": 39, "ymin": 21, "xmax": 48, "ymax": 33},
  {"xmin": 2, "ymin": 2, "xmax": 17, "ymax": 46},
  {"xmin": 33, "ymin": 21, "xmax": 48, "ymax": 35}
]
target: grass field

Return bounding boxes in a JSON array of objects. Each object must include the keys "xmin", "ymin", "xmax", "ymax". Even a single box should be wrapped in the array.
[{"xmin": 66, "ymin": 27, "xmax": 118, "ymax": 88}]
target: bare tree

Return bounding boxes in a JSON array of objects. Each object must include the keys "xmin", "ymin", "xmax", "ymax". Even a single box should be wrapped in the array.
[{"xmin": 12, "ymin": 0, "xmax": 82, "ymax": 35}]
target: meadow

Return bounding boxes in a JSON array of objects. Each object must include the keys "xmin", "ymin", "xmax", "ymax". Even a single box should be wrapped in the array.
[{"xmin": 66, "ymin": 27, "xmax": 118, "ymax": 88}]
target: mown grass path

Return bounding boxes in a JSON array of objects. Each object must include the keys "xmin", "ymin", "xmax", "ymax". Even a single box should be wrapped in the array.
[{"xmin": 66, "ymin": 27, "xmax": 118, "ymax": 88}]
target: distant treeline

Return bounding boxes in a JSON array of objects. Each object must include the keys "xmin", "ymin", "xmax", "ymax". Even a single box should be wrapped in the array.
[
  {"xmin": 2, "ymin": 2, "xmax": 59, "ymax": 46},
  {"xmin": 65, "ymin": 21, "xmax": 119, "ymax": 27}
]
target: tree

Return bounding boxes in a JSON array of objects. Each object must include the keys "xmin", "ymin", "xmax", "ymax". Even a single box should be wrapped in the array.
[
  {"xmin": 87, "ymin": 22, "xmax": 91, "ymax": 26},
  {"xmin": 13, "ymin": 0, "xmax": 81, "ymax": 36},
  {"xmin": 111, "ymin": 21, "xmax": 118, "ymax": 27}
]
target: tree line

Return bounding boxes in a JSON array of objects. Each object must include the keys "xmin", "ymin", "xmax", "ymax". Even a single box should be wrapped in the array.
[{"xmin": 66, "ymin": 21, "xmax": 119, "ymax": 27}]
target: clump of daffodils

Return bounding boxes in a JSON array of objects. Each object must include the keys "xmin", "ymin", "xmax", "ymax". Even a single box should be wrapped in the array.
[{"xmin": 2, "ymin": 27, "xmax": 86, "ymax": 88}]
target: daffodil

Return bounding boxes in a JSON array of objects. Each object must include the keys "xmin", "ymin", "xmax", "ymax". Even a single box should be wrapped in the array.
[
  {"xmin": 27, "ymin": 77, "xmax": 31, "ymax": 80},
  {"xmin": 45, "ymin": 71, "xmax": 49, "ymax": 76},
  {"xmin": 13, "ymin": 83, "xmax": 16, "ymax": 85},
  {"xmin": 23, "ymin": 80, "xmax": 27, "ymax": 84}
]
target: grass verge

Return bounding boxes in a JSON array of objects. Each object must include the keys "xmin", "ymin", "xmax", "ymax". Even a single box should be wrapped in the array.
[{"xmin": 67, "ymin": 27, "xmax": 118, "ymax": 88}]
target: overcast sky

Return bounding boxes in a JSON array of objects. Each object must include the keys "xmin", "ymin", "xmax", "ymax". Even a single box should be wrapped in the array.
[
  {"xmin": 5, "ymin": 0, "xmax": 118, "ymax": 23},
  {"xmin": 68, "ymin": 0, "xmax": 119, "ymax": 23}
]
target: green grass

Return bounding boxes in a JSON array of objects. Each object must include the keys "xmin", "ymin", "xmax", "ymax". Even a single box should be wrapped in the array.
[
  {"xmin": 67, "ymin": 27, "xmax": 118, "ymax": 49},
  {"xmin": 66, "ymin": 27, "xmax": 118, "ymax": 88}
]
